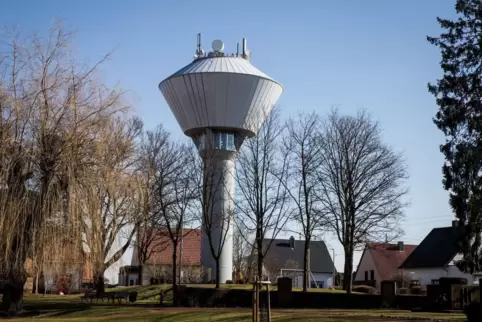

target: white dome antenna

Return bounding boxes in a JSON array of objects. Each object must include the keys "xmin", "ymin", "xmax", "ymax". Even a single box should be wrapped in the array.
[{"xmin": 212, "ymin": 39, "xmax": 224, "ymax": 53}]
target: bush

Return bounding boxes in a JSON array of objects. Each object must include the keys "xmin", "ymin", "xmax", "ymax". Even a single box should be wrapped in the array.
[
  {"xmin": 225, "ymin": 280, "xmax": 233, "ymax": 284},
  {"xmin": 439, "ymin": 277, "xmax": 467, "ymax": 286},
  {"xmin": 352, "ymin": 285, "xmax": 376, "ymax": 294},
  {"xmin": 410, "ymin": 286, "xmax": 424, "ymax": 295},
  {"xmin": 237, "ymin": 279, "xmax": 244, "ymax": 284},
  {"xmin": 464, "ymin": 301, "xmax": 482, "ymax": 322},
  {"xmin": 398, "ymin": 288, "xmax": 410, "ymax": 295}
]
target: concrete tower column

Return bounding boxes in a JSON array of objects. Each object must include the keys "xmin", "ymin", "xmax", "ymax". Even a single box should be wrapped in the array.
[{"xmin": 199, "ymin": 131, "xmax": 235, "ymax": 283}]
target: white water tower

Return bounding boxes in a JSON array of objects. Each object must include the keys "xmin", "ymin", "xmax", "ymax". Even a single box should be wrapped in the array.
[{"xmin": 158, "ymin": 35, "xmax": 283, "ymax": 283}]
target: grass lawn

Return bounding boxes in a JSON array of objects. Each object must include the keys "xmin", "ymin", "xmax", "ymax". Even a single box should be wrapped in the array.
[{"xmin": 3, "ymin": 285, "xmax": 466, "ymax": 321}]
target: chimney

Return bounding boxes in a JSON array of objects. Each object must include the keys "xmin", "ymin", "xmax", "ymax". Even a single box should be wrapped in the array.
[
  {"xmin": 289, "ymin": 236, "xmax": 295, "ymax": 249},
  {"xmin": 452, "ymin": 220, "xmax": 459, "ymax": 228},
  {"xmin": 397, "ymin": 241, "xmax": 404, "ymax": 252}
]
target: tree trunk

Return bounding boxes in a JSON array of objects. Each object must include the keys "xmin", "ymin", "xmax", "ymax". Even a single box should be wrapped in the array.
[
  {"xmin": 33, "ymin": 269, "xmax": 39, "ymax": 294},
  {"xmin": 138, "ymin": 265, "xmax": 143, "ymax": 286},
  {"xmin": 302, "ymin": 241, "xmax": 310, "ymax": 292},
  {"xmin": 94, "ymin": 272, "xmax": 105, "ymax": 294},
  {"xmin": 172, "ymin": 245, "xmax": 178, "ymax": 306},
  {"xmin": 215, "ymin": 259, "xmax": 220, "ymax": 289},
  {"xmin": 257, "ymin": 242, "xmax": 263, "ymax": 281},
  {"xmin": 343, "ymin": 246, "xmax": 354, "ymax": 293}
]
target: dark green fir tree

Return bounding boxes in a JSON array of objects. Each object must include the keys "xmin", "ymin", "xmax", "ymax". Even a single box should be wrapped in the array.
[{"xmin": 428, "ymin": 0, "xmax": 482, "ymax": 273}]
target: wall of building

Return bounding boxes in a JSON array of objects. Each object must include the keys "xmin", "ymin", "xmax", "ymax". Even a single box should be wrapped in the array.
[
  {"xmin": 354, "ymin": 250, "xmax": 381, "ymax": 290},
  {"xmin": 287, "ymin": 272, "xmax": 333, "ymax": 289},
  {"xmin": 405, "ymin": 265, "xmax": 477, "ymax": 286},
  {"xmin": 118, "ymin": 272, "xmax": 139, "ymax": 286}
]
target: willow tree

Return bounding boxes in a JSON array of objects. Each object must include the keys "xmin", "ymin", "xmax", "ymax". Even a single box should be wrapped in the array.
[
  {"xmin": 81, "ymin": 116, "xmax": 143, "ymax": 293},
  {"xmin": 0, "ymin": 22, "xmax": 133, "ymax": 314}
]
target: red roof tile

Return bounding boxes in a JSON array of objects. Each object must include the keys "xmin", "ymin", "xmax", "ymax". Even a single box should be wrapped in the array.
[
  {"xmin": 143, "ymin": 228, "xmax": 201, "ymax": 266},
  {"xmin": 366, "ymin": 243, "xmax": 417, "ymax": 281}
]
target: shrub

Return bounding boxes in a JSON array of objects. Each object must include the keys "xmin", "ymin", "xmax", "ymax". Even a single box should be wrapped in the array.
[
  {"xmin": 410, "ymin": 286, "xmax": 424, "ymax": 295},
  {"xmin": 464, "ymin": 301, "xmax": 482, "ymax": 322},
  {"xmin": 237, "ymin": 279, "xmax": 244, "ymax": 284},
  {"xmin": 398, "ymin": 288, "xmax": 410, "ymax": 295},
  {"xmin": 225, "ymin": 280, "xmax": 233, "ymax": 284},
  {"xmin": 352, "ymin": 285, "xmax": 376, "ymax": 294},
  {"xmin": 439, "ymin": 277, "xmax": 467, "ymax": 286}
]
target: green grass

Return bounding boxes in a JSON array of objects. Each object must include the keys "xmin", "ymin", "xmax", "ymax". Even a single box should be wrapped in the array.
[
  {"xmin": 182, "ymin": 283, "xmax": 354, "ymax": 293},
  {"xmin": 11, "ymin": 306, "xmax": 467, "ymax": 322},
  {"xmin": 6, "ymin": 285, "xmax": 466, "ymax": 321}
]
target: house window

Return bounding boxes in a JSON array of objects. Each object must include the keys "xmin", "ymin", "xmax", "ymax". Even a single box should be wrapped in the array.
[
  {"xmin": 431, "ymin": 279, "xmax": 439, "ymax": 285},
  {"xmin": 364, "ymin": 271, "xmax": 368, "ymax": 280},
  {"xmin": 311, "ymin": 281, "xmax": 324, "ymax": 288},
  {"xmin": 370, "ymin": 270, "xmax": 374, "ymax": 281}
]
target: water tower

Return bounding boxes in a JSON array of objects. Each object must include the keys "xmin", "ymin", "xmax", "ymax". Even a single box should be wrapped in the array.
[{"xmin": 158, "ymin": 35, "xmax": 283, "ymax": 283}]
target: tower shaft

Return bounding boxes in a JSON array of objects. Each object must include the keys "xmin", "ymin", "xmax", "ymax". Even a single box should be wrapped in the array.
[{"xmin": 201, "ymin": 149, "xmax": 235, "ymax": 283}]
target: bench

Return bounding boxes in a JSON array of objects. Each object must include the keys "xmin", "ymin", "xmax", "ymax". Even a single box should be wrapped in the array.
[
  {"xmin": 111, "ymin": 292, "xmax": 130, "ymax": 304},
  {"xmin": 80, "ymin": 291, "xmax": 137, "ymax": 304},
  {"xmin": 80, "ymin": 292, "xmax": 97, "ymax": 303}
]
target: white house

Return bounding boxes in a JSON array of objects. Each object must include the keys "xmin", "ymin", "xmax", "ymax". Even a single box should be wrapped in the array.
[
  {"xmin": 263, "ymin": 237, "xmax": 336, "ymax": 289},
  {"xmin": 399, "ymin": 221, "xmax": 482, "ymax": 286},
  {"xmin": 354, "ymin": 241, "xmax": 417, "ymax": 291}
]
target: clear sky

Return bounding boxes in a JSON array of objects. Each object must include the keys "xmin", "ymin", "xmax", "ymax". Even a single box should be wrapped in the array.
[{"xmin": 1, "ymin": 0, "xmax": 460, "ymax": 280}]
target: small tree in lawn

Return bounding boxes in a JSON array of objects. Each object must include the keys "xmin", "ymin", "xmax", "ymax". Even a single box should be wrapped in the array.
[
  {"xmin": 283, "ymin": 111, "xmax": 327, "ymax": 291},
  {"xmin": 134, "ymin": 126, "xmax": 171, "ymax": 285},
  {"xmin": 150, "ymin": 126, "xmax": 197, "ymax": 302},
  {"xmin": 317, "ymin": 109, "xmax": 408, "ymax": 293},
  {"xmin": 428, "ymin": 0, "xmax": 482, "ymax": 274},
  {"xmin": 234, "ymin": 108, "xmax": 291, "ymax": 283}
]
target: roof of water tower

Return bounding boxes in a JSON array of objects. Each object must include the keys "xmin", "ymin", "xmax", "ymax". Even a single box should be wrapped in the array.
[{"xmin": 158, "ymin": 36, "xmax": 283, "ymax": 138}]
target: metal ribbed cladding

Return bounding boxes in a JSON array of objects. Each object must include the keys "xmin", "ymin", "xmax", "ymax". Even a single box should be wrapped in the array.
[{"xmin": 159, "ymin": 56, "xmax": 283, "ymax": 136}]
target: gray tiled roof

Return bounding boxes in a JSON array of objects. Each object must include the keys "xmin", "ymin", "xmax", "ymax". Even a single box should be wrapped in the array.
[
  {"xmin": 263, "ymin": 238, "xmax": 335, "ymax": 274},
  {"xmin": 399, "ymin": 226, "xmax": 460, "ymax": 269}
]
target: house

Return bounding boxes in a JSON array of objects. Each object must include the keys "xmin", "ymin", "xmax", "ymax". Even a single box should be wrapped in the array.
[
  {"xmin": 354, "ymin": 241, "xmax": 417, "ymax": 291},
  {"xmin": 399, "ymin": 220, "xmax": 481, "ymax": 286},
  {"xmin": 24, "ymin": 250, "xmax": 94, "ymax": 293},
  {"xmin": 119, "ymin": 228, "xmax": 202, "ymax": 286},
  {"xmin": 263, "ymin": 237, "xmax": 336, "ymax": 288}
]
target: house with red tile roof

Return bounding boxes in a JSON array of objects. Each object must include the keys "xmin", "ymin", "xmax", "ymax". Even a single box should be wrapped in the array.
[
  {"xmin": 354, "ymin": 241, "xmax": 417, "ymax": 291},
  {"xmin": 119, "ymin": 228, "xmax": 201, "ymax": 286}
]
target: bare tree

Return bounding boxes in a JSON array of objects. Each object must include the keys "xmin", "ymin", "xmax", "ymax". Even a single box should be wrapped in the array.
[
  {"xmin": 234, "ymin": 108, "xmax": 291, "ymax": 282},
  {"xmin": 232, "ymin": 223, "xmax": 251, "ymax": 283},
  {"xmin": 283, "ymin": 111, "xmax": 327, "ymax": 291},
  {"xmin": 133, "ymin": 127, "xmax": 171, "ymax": 285},
  {"xmin": 317, "ymin": 109, "xmax": 408, "ymax": 292},
  {"xmin": 149, "ymin": 126, "xmax": 198, "ymax": 302}
]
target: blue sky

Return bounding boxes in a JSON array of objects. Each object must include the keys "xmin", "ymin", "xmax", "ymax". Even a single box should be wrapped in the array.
[{"xmin": 1, "ymin": 0, "xmax": 459, "ymax": 278}]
